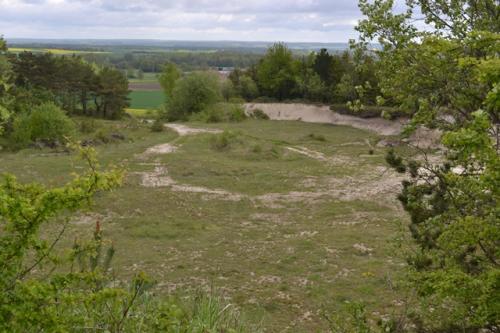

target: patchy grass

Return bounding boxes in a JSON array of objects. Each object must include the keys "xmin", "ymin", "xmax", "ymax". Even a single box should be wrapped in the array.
[{"xmin": 0, "ymin": 118, "xmax": 410, "ymax": 332}]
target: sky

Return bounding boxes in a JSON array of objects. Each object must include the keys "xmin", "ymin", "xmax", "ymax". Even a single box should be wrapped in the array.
[{"xmin": 0, "ymin": 0, "xmax": 368, "ymax": 42}]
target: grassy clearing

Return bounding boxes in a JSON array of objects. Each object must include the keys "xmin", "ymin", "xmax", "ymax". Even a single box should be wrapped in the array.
[
  {"xmin": 128, "ymin": 90, "xmax": 166, "ymax": 109},
  {"xmin": 125, "ymin": 108, "xmax": 159, "ymax": 119},
  {"xmin": 0, "ymin": 117, "xmax": 409, "ymax": 332}
]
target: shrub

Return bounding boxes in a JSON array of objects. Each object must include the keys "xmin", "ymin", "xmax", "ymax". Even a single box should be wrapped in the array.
[
  {"xmin": 164, "ymin": 71, "xmax": 222, "ymax": 121},
  {"xmin": 79, "ymin": 118, "xmax": 99, "ymax": 134},
  {"xmin": 210, "ymin": 130, "xmax": 240, "ymax": 151},
  {"xmin": 306, "ymin": 133, "xmax": 326, "ymax": 142},
  {"xmin": 330, "ymin": 104, "xmax": 404, "ymax": 119},
  {"xmin": 250, "ymin": 108, "xmax": 270, "ymax": 120},
  {"xmin": 9, "ymin": 114, "xmax": 32, "ymax": 149},
  {"xmin": 192, "ymin": 103, "xmax": 247, "ymax": 123},
  {"xmin": 10, "ymin": 103, "xmax": 75, "ymax": 149},
  {"xmin": 150, "ymin": 118, "xmax": 165, "ymax": 132},
  {"xmin": 226, "ymin": 104, "xmax": 246, "ymax": 122}
]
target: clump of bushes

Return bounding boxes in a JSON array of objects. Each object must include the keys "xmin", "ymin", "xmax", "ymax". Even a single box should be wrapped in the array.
[
  {"xmin": 191, "ymin": 103, "xmax": 247, "ymax": 123},
  {"xmin": 330, "ymin": 104, "xmax": 404, "ymax": 119},
  {"xmin": 249, "ymin": 143, "xmax": 282, "ymax": 160},
  {"xmin": 10, "ymin": 102, "xmax": 75, "ymax": 149},
  {"xmin": 150, "ymin": 118, "xmax": 165, "ymax": 132},
  {"xmin": 210, "ymin": 130, "xmax": 241, "ymax": 151},
  {"xmin": 93, "ymin": 129, "xmax": 126, "ymax": 145},
  {"xmin": 163, "ymin": 71, "xmax": 222, "ymax": 121},
  {"xmin": 78, "ymin": 118, "xmax": 99, "ymax": 134},
  {"xmin": 306, "ymin": 133, "xmax": 326, "ymax": 142},
  {"xmin": 249, "ymin": 108, "xmax": 270, "ymax": 120}
]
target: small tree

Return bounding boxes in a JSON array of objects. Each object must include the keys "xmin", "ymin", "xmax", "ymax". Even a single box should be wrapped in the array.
[
  {"xmin": 256, "ymin": 43, "xmax": 297, "ymax": 100},
  {"xmin": 163, "ymin": 71, "xmax": 221, "ymax": 121},
  {"xmin": 10, "ymin": 102, "xmax": 75, "ymax": 148},
  {"xmin": 158, "ymin": 62, "xmax": 181, "ymax": 98},
  {"xmin": 94, "ymin": 67, "xmax": 129, "ymax": 119}
]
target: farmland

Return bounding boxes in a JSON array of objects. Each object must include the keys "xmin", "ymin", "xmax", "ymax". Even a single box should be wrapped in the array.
[{"xmin": 128, "ymin": 72, "xmax": 166, "ymax": 110}]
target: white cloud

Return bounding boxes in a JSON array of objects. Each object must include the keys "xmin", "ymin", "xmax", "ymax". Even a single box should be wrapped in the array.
[{"xmin": 0, "ymin": 0, "xmax": 367, "ymax": 41}]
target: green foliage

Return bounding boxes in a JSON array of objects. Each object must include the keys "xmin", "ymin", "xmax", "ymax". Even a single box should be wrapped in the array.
[
  {"xmin": 78, "ymin": 117, "xmax": 99, "ymax": 134},
  {"xmin": 158, "ymin": 62, "xmax": 181, "ymax": 97},
  {"xmin": 9, "ymin": 52, "xmax": 129, "ymax": 119},
  {"xmin": 193, "ymin": 103, "xmax": 247, "ymax": 123},
  {"xmin": 0, "ymin": 36, "xmax": 13, "ymax": 135},
  {"xmin": 306, "ymin": 133, "xmax": 327, "ymax": 142},
  {"xmin": 356, "ymin": 1, "xmax": 500, "ymax": 330},
  {"xmin": 256, "ymin": 43, "xmax": 297, "ymax": 100},
  {"xmin": 326, "ymin": 302, "xmax": 394, "ymax": 333},
  {"xmin": 95, "ymin": 67, "xmax": 130, "ymax": 119},
  {"xmin": 163, "ymin": 71, "xmax": 222, "ymax": 121},
  {"xmin": 249, "ymin": 108, "xmax": 270, "ymax": 120},
  {"xmin": 10, "ymin": 102, "xmax": 75, "ymax": 149},
  {"xmin": 150, "ymin": 118, "xmax": 164, "ymax": 132},
  {"xmin": 210, "ymin": 130, "xmax": 241, "ymax": 151},
  {"xmin": 229, "ymin": 69, "xmax": 259, "ymax": 101},
  {"xmin": 187, "ymin": 291, "xmax": 249, "ymax": 333}
]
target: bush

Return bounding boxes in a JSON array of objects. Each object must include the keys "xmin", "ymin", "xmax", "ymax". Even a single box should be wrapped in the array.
[
  {"xmin": 210, "ymin": 130, "xmax": 240, "ymax": 151},
  {"xmin": 306, "ymin": 133, "xmax": 326, "ymax": 142},
  {"xmin": 249, "ymin": 108, "xmax": 270, "ymax": 120},
  {"xmin": 192, "ymin": 103, "xmax": 247, "ymax": 123},
  {"xmin": 163, "ymin": 71, "xmax": 222, "ymax": 121},
  {"xmin": 150, "ymin": 118, "xmax": 165, "ymax": 132},
  {"xmin": 330, "ymin": 104, "xmax": 404, "ymax": 119},
  {"xmin": 10, "ymin": 103, "xmax": 75, "ymax": 149},
  {"xmin": 253, "ymin": 96, "xmax": 278, "ymax": 103},
  {"xmin": 78, "ymin": 118, "xmax": 99, "ymax": 134}
]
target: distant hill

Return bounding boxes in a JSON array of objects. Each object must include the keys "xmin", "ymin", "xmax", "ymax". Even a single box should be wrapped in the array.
[{"xmin": 7, "ymin": 39, "xmax": 354, "ymax": 54}]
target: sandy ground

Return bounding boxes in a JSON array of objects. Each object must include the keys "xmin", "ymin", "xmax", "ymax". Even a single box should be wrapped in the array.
[
  {"xmin": 245, "ymin": 103, "xmax": 442, "ymax": 148},
  {"xmin": 164, "ymin": 124, "xmax": 223, "ymax": 136},
  {"xmin": 135, "ymin": 124, "xmax": 404, "ymax": 208},
  {"xmin": 245, "ymin": 103, "xmax": 404, "ymax": 136}
]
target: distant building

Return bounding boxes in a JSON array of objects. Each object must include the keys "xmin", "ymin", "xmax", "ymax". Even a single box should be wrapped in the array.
[{"xmin": 212, "ymin": 67, "xmax": 234, "ymax": 79}]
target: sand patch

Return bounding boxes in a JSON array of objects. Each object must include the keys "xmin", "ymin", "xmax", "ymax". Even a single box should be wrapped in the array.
[
  {"xmin": 245, "ymin": 103, "xmax": 403, "ymax": 136},
  {"xmin": 145, "ymin": 143, "xmax": 177, "ymax": 155},
  {"xmin": 165, "ymin": 124, "xmax": 222, "ymax": 136}
]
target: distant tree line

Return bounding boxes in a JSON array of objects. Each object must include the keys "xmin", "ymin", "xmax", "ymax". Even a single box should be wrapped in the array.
[
  {"xmin": 0, "ymin": 43, "xmax": 130, "ymax": 149},
  {"xmin": 226, "ymin": 43, "xmax": 382, "ymax": 109},
  {"xmin": 9, "ymin": 52, "xmax": 129, "ymax": 119},
  {"xmin": 83, "ymin": 50, "xmax": 263, "ymax": 73}
]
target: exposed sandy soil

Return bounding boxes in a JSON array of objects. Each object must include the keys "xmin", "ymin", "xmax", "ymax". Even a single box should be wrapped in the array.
[
  {"xmin": 245, "ymin": 103, "xmax": 442, "ymax": 148},
  {"xmin": 164, "ymin": 124, "xmax": 223, "ymax": 136},
  {"xmin": 142, "ymin": 143, "xmax": 177, "ymax": 156},
  {"xmin": 135, "ymin": 124, "xmax": 404, "ymax": 209},
  {"xmin": 245, "ymin": 103, "xmax": 404, "ymax": 136}
]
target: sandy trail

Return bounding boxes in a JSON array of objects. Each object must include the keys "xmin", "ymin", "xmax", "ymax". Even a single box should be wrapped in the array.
[
  {"xmin": 165, "ymin": 123, "xmax": 222, "ymax": 136},
  {"xmin": 245, "ymin": 103, "xmax": 404, "ymax": 136}
]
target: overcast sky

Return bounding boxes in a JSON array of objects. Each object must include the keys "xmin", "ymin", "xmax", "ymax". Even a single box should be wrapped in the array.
[{"xmin": 0, "ymin": 0, "xmax": 370, "ymax": 42}]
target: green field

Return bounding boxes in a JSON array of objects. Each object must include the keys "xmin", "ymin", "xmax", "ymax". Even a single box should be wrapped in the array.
[
  {"xmin": 128, "ymin": 72, "xmax": 160, "ymax": 83},
  {"xmin": 0, "ymin": 117, "xmax": 410, "ymax": 332},
  {"xmin": 128, "ymin": 90, "xmax": 165, "ymax": 109}
]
